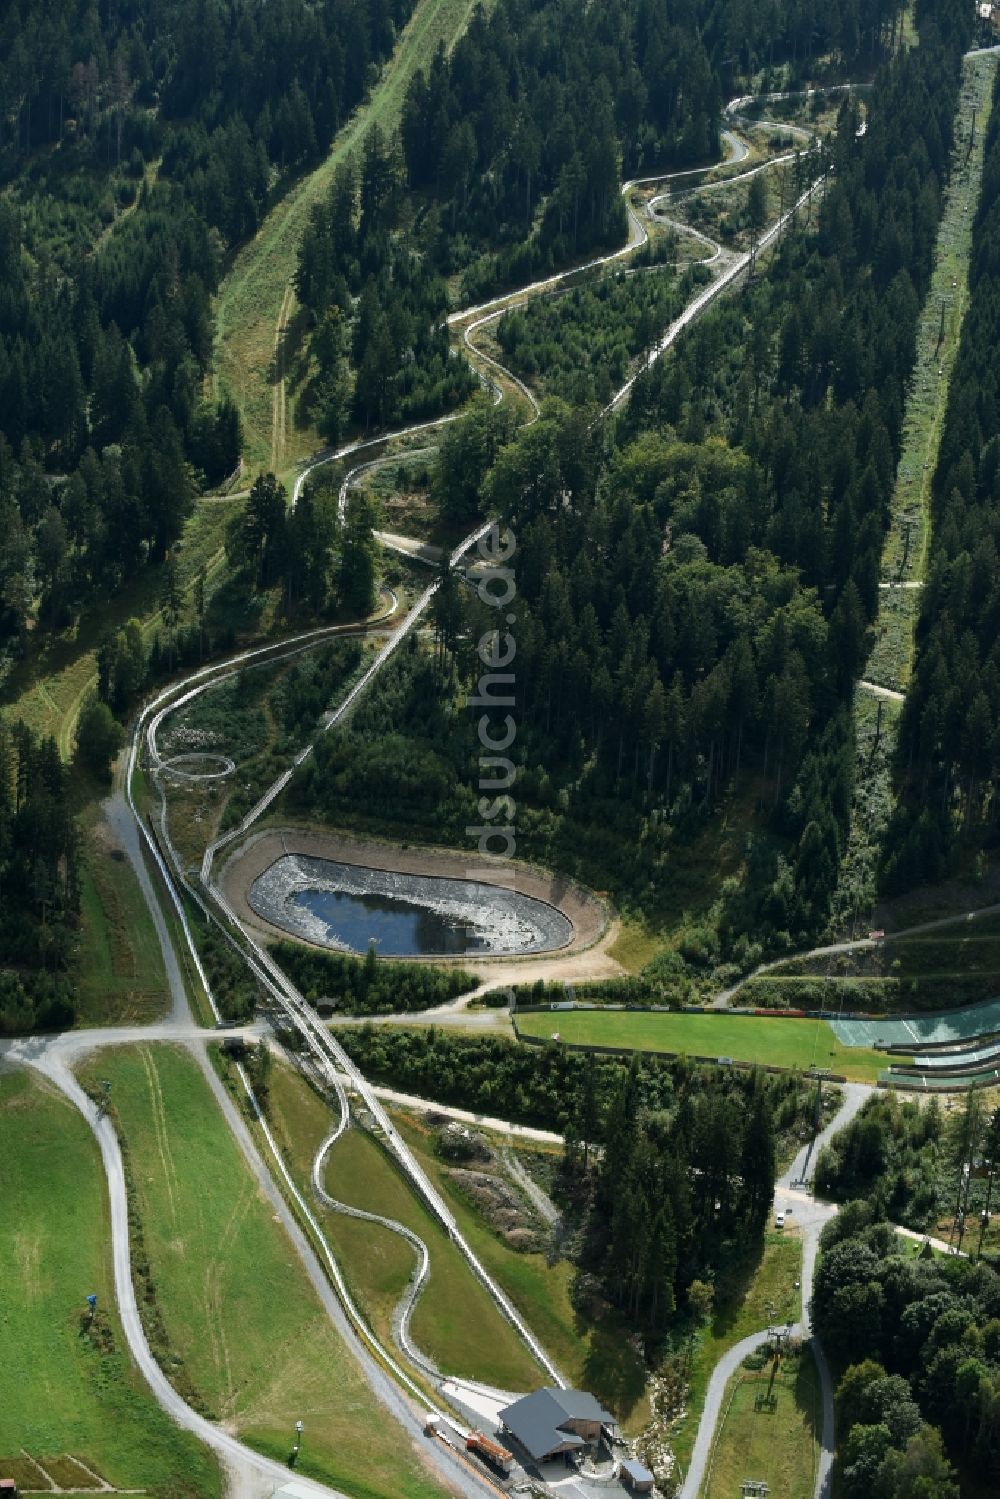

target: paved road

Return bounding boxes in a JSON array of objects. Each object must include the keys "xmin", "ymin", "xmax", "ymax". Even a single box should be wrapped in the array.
[
  {"xmin": 680, "ymin": 1084, "xmax": 873, "ymax": 1499},
  {"xmin": 3, "ymin": 1043, "xmax": 486, "ymax": 1499},
  {"xmin": 779, "ymin": 1083, "xmax": 872, "ymax": 1191},
  {"xmin": 5, "ymin": 86, "xmax": 879, "ymax": 1499},
  {"xmin": 679, "ymin": 1194, "xmax": 838, "ymax": 1499},
  {"xmin": 104, "ymin": 789, "xmax": 193, "ymax": 1025},
  {"xmin": 1, "ymin": 782, "xmax": 489, "ymax": 1499},
  {"xmin": 17, "ymin": 1040, "xmax": 351, "ymax": 1499}
]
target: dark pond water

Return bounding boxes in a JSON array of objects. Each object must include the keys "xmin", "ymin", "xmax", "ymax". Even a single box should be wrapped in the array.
[
  {"xmin": 290, "ymin": 886, "xmax": 488, "ymax": 957},
  {"xmin": 248, "ymin": 854, "xmax": 573, "ymax": 957}
]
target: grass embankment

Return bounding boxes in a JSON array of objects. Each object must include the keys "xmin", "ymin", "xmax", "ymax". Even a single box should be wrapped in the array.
[
  {"xmin": 671, "ymin": 1233, "xmax": 803, "ymax": 1478},
  {"xmin": 263, "ymin": 1056, "xmax": 543, "ymax": 1392},
  {"xmin": 702, "ymin": 1344, "xmax": 820, "ymax": 1499},
  {"xmin": 75, "ymin": 806, "xmax": 170, "ymax": 1024},
  {"xmin": 214, "ymin": 0, "xmax": 480, "ymax": 472},
  {"xmin": 78, "ymin": 1044, "xmax": 447, "ymax": 1499},
  {"xmin": 0, "ymin": 1068, "xmax": 220, "ymax": 1496},
  {"xmin": 515, "ymin": 1010, "xmax": 896, "ymax": 1083},
  {"xmin": 391, "ymin": 1109, "xmax": 651, "ymax": 1430},
  {"xmin": 263, "ymin": 1059, "xmax": 650, "ymax": 1424}
]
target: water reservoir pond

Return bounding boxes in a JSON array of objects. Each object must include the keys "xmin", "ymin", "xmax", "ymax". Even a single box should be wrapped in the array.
[{"xmin": 249, "ymin": 854, "xmax": 573, "ymax": 957}]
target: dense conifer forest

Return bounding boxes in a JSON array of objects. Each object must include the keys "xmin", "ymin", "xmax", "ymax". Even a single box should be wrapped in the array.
[
  {"xmin": 0, "ymin": 0, "xmax": 987, "ymax": 1032},
  {"xmin": 0, "ymin": 0, "xmax": 414, "ymax": 643},
  {"xmin": 0, "ymin": 719, "xmax": 77, "ymax": 1031},
  {"xmin": 341, "ymin": 1027, "xmax": 826, "ymax": 1341},
  {"xmin": 397, "ymin": 0, "xmax": 905, "ymax": 297},
  {"xmin": 5, "ymin": 0, "xmax": 1000, "ymax": 1491},
  {"xmin": 291, "ymin": 0, "xmax": 974, "ymax": 989}
]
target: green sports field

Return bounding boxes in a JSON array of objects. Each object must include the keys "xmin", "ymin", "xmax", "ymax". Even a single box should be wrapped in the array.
[
  {"xmin": 515, "ymin": 1010, "xmax": 898, "ymax": 1082},
  {"xmin": 0, "ymin": 1067, "xmax": 220, "ymax": 1497}
]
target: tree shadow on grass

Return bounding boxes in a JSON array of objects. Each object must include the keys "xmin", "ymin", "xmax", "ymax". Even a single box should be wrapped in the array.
[
  {"xmin": 205, "ymin": 573, "xmax": 265, "ymax": 637},
  {"xmin": 706, "ymin": 1239, "xmax": 767, "ymax": 1342},
  {"xmin": 578, "ymin": 1313, "xmax": 648, "ymax": 1422},
  {"xmin": 793, "ymin": 1344, "xmax": 822, "ymax": 1448}
]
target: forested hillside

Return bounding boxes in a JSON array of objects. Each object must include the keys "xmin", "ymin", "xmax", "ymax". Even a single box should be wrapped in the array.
[
  {"xmin": 0, "ymin": 719, "xmax": 78, "ymax": 1032},
  {"xmin": 296, "ymin": 0, "xmax": 908, "ymax": 411},
  {"xmin": 0, "ymin": 0, "xmax": 413, "ymax": 648},
  {"xmin": 397, "ymin": 0, "xmax": 905, "ymax": 298},
  {"xmin": 293, "ymin": 127, "xmax": 478, "ymax": 444},
  {"xmin": 292, "ymin": 0, "xmax": 971, "ymax": 985},
  {"xmin": 0, "ymin": 0, "xmax": 985, "ymax": 1015},
  {"xmin": 887, "ymin": 64, "xmax": 1000, "ymax": 892},
  {"xmin": 0, "ymin": 0, "xmax": 910, "ymax": 657}
]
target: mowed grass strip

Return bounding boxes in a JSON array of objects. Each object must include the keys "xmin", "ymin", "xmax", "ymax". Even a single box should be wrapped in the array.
[
  {"xmin": 673, "ymin": 1233, "xmax": 803, "ymax": 1477},
  {"xmin": 75, "ymin": 813, "xmax": 169, "ymax": 1025},
  {"xmin": 515, "ymin": 1010, "xmax": 895, "ymax": 1082},
  {"xmin": 214, "ymin": 0, "xmax": 480, "ymax": 469},
  {"xmin": 865, "ymin": 54, "xmax": 995, "ymax": 693},
  {"xmin": 390, "ymin": 1112, "xmax": 652, "ymax": 1432},
  {"xmin": 702, "ymin": 1348, "xmax": 820, "ymax": 1499},
  {"xmin": 80, "ymin": 1045, "xmax": 447, "ymax": 1499},
  {"xmin": 264, "ymin": 1058, "xmax": 543, "ymax": 1391},
  {"xmin": 0, "ymin": 1068, "xmax": 220, "ymax": 1497}
]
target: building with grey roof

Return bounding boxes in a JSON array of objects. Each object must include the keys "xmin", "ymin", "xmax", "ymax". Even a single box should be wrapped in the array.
[
  {"xmin": 497, "ymin": 1388, "xmax": 615, "ymax": 1464},
  {"xmin": 619, "ymin": 1455, "xmax": 654, "ymax": 1492}
]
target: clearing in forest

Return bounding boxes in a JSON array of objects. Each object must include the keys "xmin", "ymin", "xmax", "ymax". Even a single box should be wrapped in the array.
[
  {"xmin": 827, "ymin": 52, "xmax": 997, "ymax": 944},
  {"xmin": 214, "ymin": 0, "xmax": 481, "ymax": 472}
]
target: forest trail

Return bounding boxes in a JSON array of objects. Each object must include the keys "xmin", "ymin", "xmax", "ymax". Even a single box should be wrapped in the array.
[
  {"xmin": 821, "ymin": 50, "xmax": 997, "ymax": 955},
  {"xmin": 858, "ymin": 680, "xmax": 905, "ymax": 703},
  {"xmin": 213, "ymin": 0, "xmax": 482, "ymax": 473}
]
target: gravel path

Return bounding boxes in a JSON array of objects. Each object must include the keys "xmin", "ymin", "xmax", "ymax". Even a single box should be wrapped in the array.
[
  {"xmin": 502, "ymin": 1147, "xmax": 561, "ymax": 1227},
  {"xmin": 680, "ymin": 1083, "xmax": 874, "ymax": 1499},
  {"xmin": 0, "ymin": 775, "xmax": 486, "ymax": 1498},
  {"xmin": 18, "ymin": 1043, "xmax": 350, "ymax": 1499}
]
